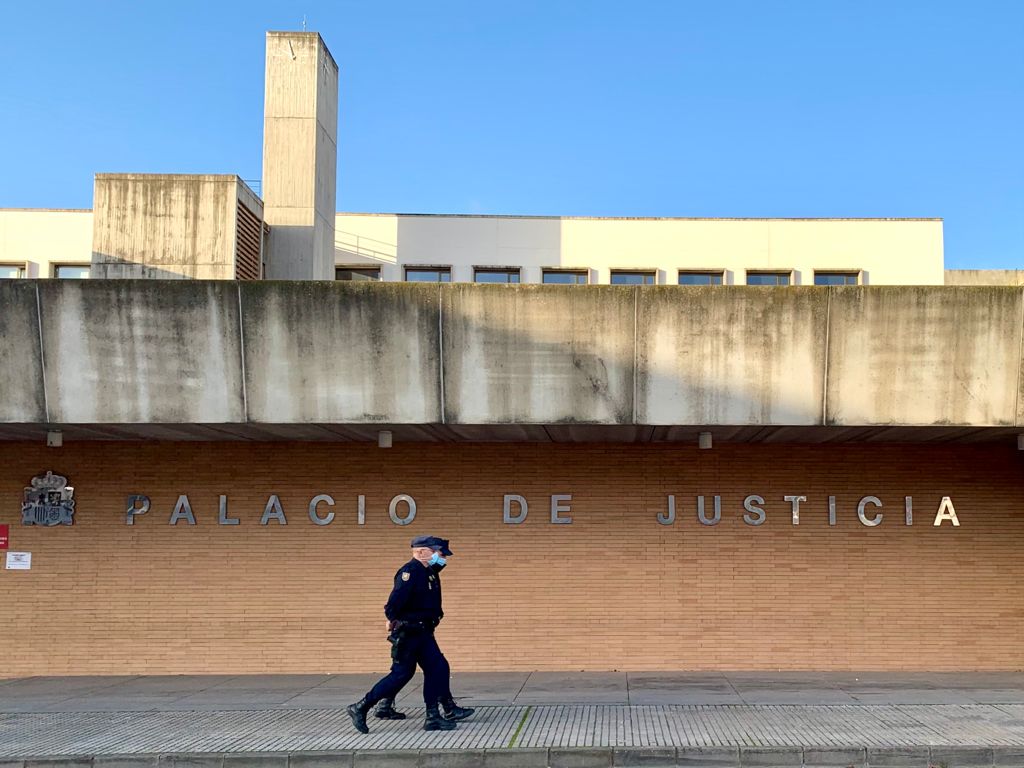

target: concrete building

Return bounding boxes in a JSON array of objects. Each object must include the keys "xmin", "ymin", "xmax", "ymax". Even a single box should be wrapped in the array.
[
  {"xmin": 90, "ymin": 174, "xmax": 265, "ymax": 280},
  {"xmin": 0, "ymin": 29, "xmax": 1021, "ymax": 678}
]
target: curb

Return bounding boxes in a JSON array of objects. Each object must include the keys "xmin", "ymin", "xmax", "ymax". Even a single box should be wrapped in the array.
[{"xmin": 3, "ymin": 746, "xmax": 1024, "ymax": 768}]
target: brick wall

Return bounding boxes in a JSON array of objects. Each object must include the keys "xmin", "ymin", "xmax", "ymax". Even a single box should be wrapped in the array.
[{"xmin": 1, "ymin": 441, "xmax": 1021, "ymax": 675}]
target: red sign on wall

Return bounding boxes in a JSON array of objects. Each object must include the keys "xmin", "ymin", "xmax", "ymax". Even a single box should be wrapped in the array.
[{"xmin": 0, "ymin": 525, "xmax": 8, "ymax": 549}]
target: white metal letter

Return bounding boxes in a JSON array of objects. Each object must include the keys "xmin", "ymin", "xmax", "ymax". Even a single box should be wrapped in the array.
[
  {"xmin": 309, "ymin": 494, "xmax": 335, "ymax": 526},
  {"xmin": 857, "ymin": 496, "xmax": 882, "ymax": 527},
  {"xmin": 784, "ymin": 495, "xmax": 807, "ymax": 525},
  {"xmin": 504, "ymin": 494, "xmax": 528, "ymax": 524},
  {"xmin": 551, "ymin": 494, "xmax": 573, "ymax": 524},
  {"xmin": 261, "ymin": 495, "xmax": 288, "ymax": 525},
  {"xmin": 933, "ymin": 497, "xmax": 960, "ymax": 527},
  {"xmin": 743, "ymin": 495, "xmax": 765, "ymax": 526}
]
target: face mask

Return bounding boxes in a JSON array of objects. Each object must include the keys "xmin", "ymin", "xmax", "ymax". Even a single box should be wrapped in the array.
[{"xmin": 429, "ymin": 552, "xmax": 447, "ymax": 566}]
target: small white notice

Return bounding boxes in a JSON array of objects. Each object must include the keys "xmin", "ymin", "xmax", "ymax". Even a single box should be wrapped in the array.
[{"xmin": 5, "ymin": 552, "xmax": 31, "ymax": 570}]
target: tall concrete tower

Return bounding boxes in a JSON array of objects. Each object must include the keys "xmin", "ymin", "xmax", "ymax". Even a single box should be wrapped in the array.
[{"xmin": 261, "ymin": 32, "xmax": 338, "ymax": 280}]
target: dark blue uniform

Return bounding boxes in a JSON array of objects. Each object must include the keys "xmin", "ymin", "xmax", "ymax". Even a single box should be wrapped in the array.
[{"xmin": 366, "ymin": 559, "xmax": 452, "ymax": 706}]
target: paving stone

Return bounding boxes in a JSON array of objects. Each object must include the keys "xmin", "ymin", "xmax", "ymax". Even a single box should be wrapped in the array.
[
  {"xmin": 613, "ymin": 748, "xmax": 677, "ymax": 767},
  {"xmin": 677, "ymin": 748, "xmax": 739, "ymax": 768},
  {"xmin": 549, "ymin": 749, "xmax": 614, "ymax": 768},
  {"xmin": 157, "ymin": 758, "xmax": 224, "ymax": 768},
  {"xmin": 417, "ymin": 752, "xmax": 487, "ymax": 768},
  {"xmin": 288, "ymin": 755, "xmax": 355, "ymax": 768},
  {"xmin": 353, "ymin": 752, "xmax": 419, "ymax": 768},
  {"xmin": 94, "ymin": 759, "xmax": 161, "ymax": 768},
  {"xmin": 223, "ymin": 756, "xmax": 288, "ymax": 768},
  {"xmin": 741, "ymin": 748, "xmax": 803, "ymax": 767},
  {"xmin": 867, "ymin": 749, "xmax": 931, "ymax": 768},
  {"xmin": 929, "ymin": 750, "xmax": 994, "ymax": 768},
  {"xmin": 992, "ymin": 749, "xmax": 1024, "ymax": 768},
  {"xmin": 804, "ymin": 749, "xmax": 867, "ymax": 768},
  {"xmin": 482, "ymin": 749, "xmax": 550, "ymax": 768}
]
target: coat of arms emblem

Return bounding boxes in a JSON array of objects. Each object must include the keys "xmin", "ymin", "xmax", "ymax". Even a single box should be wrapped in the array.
[{"xmin": 22, "ymin": 471, "xmax": 76, "ymax": 526}]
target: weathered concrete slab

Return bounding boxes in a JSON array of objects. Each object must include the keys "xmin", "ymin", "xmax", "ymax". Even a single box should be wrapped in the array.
[
  {"xmin": 37, "ymin": 281, "xmax": 245, "ymax": 423},
  {"xmin": 3, "ymin": 283, "xmax": 1024, "ymax": 431},
  {"xmin": 637, "ymin": 287, "xmax": 828, "ymax": 425},
  {"xmin": 442, "ymin": 285, "xmax": 634, "ymax": 424},
  {"xmin": 0, "ymin": 281, "xmax": 45, "ymax": 422},
  {"xmin": 241, "ymin": 282, "xmax": 441, "ymax": 423},
  {"xmin": 827, "ymin": 287, "xmax": 1023, "ymax": 426}
]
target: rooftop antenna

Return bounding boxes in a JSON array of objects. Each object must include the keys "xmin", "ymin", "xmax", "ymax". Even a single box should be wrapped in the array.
[{"xmin": 302, "ymin": 14, "xmax": 307, "ymax": 31}]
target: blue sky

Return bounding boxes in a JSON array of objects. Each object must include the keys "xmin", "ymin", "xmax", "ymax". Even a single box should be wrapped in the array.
[{"xmin": 0, "ymin": 1, "xmax": 1020, "ymax": 268}]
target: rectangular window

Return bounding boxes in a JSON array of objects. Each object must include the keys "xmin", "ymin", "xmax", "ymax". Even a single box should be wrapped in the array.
[
  {"xmin": 611, "ymin": 270, "xmax": 656, "ymax": 285},
  {"xmin": 746, "ymin": 271, "xmax": 790, "ymax": 286},
  {"xmin": 474, "ymin": 268, "xmax": 521, "ymax": 284},
  {"xmin": 814, "ymin": 271, "xmax": 860, "ymax": 286},
  {"xmin": 678, "ymin": 271, "xmax": 724, "ymax": 286},
  {"xmin": 542, "ymin": 270, "xmax": 589, "ymax": 285},
  {"xmin": 336, "ymin": 266, "xmax": 381, "ymax": 281},
  {"xmin": 405, "ymin": 267, "xmax": 451, "ymax": 283},
  {"xmin": 0, "ymin": 264, "xmax": 25, "ymax": 279},
  {"xmin": 53, "ymin": 265, "xmax": 90, "ymax": 279}
]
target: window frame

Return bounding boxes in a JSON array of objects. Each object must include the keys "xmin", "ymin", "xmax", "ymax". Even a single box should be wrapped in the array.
[
  {"xmin": 813, "ymin": 270, "xmax": 862, "ymax": 286},
  {"xmin": 473, "ymin": 266, "xmax": 521, "ymax": 284},
  {"xmin": 51, "ymin": 263, "xmax": 90, "ymax": 279},
  {"xmin": 0, "ymin": 262, "xmax": 27, "ymax": 279},
  {"xmin": 335, "ymin": 265, "xmax": 382, "ymax": 282},
  {"xmin": 403, "ymin": 266, "xmax": 452, "ymax": 283},
  {"xmin": 745, "ymin": 270, "xmax": 793, "ymax": 286},
  {"xmin": 677, "ymin": 270, "xmax": 725, "ymax": 286},
  {"xmin": 610, "ymin": 269, "xmax": 658, "ymax": 286},
  {"xmin": 542, "ymin": 269, "xmax": 590, "ymax": 285}
]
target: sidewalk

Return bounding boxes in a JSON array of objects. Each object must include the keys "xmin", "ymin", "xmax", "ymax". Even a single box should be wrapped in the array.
[{"xmin": 2, "ymin": 672, "xmax": 1024, "ymax": 766}]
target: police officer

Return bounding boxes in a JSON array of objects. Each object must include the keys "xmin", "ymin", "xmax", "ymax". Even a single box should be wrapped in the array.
[
  {"xmin": 347, "ymin": 535, "xmax": 475, "ymax": 733},
  {"xmin": 370, "ymin": 537, "xmax": 473, "ymax": 723}
]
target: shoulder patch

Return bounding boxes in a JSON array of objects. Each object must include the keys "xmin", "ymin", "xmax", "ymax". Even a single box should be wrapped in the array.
[{"xmin": 401, "ymin": 572, "xmax": 410, "ymax": 582}]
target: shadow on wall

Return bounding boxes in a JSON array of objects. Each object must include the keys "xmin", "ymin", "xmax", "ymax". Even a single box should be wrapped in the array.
[
  {"xmin": 336, "ymin": 217, "xmax": 571, "ymax": 280},
  {"xmin": 335, "ymin": 230, "xmax": 397, "ymax": 265},
  {"xmin": 90, "ymin": 253, "xmax": 232, "ymax": 281}
]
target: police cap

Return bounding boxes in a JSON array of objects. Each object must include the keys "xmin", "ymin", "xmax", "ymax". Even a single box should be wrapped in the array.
[{"xmin": 409, "ymin": 535, "xmax": 453, "ymax": 556}]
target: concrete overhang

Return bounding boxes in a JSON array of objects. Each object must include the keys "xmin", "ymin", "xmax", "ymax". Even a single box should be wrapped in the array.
[{"xmin": 1, "ymin": 281, "xmax": 1022, "ymax": 443}]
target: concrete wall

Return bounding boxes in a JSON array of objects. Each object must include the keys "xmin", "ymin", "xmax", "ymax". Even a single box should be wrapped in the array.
[
  {"xmin": 90, "ymin": 175, "xmax": 260, "ymax": 280},
  {"xmin": 442, "ymin": 285, "xmax": 635, "ymax": 423},
  {"xmin": 336, "ymin": 214, "xmax": 946, "ymax": 285},
  {"xmin": 37, "ymin": 280, "xmax": 246, "ymax": 422},
  {"xmin": 946, "ymin": 270, "xmax": 1024, "ymax": 286},
  {"xmin": 1, "ymin": 282, "xmax": 1022, "ymax": 430},
  {"xmin": 240, "ymin": 282, "xmax": 440, "ymax": 423},
  {"xmin": 262, "ymin": 32, "xmax": 338, "ymax": 280},
  {"xmin": 0, "ymin": 209, "xmax": 93, "ymax": 277}
]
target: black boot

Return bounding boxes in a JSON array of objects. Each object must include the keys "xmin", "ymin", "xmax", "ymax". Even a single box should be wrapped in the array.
[
  {"xmin": 346, "ymin": 695, "xmax": 373, "ymax": 734},
  {"xmin": 374, "ymin": 697, "xmax": 407, "ymax": 720},
  {"xmin": 440, "ymin": 695, "xmax": 475, "ymax": 721},
  {"xmin": 424, "ymin": 703, "xmax": 457, "ymax": 731}
]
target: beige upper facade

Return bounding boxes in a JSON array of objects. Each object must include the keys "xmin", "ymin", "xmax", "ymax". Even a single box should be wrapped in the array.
[
  {"xmin": 0, "ymin": 208, "xmax": 949, "ymax": 285},
  {"xmin": 0, "ymin": 209, "xmax": 93, "ymax": 279},
  {"xmin": 335, "ymin": 213, "xmax": 945, "ymax": 285}
]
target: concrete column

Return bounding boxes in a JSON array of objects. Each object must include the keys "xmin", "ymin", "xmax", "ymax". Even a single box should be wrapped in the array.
[{"xmin": 262, "ymin": 32, "xmax": 338, "ymax": 280}]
